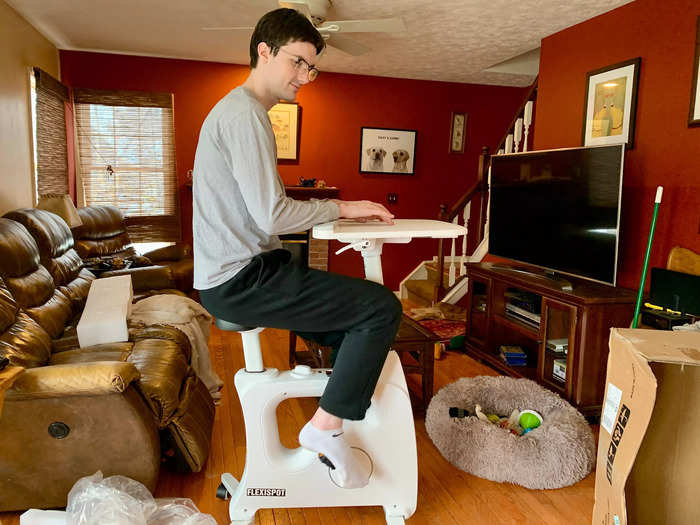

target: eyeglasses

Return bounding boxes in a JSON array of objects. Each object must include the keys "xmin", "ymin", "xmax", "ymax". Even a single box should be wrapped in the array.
[{"xmin": 275, "ymin": 47, "xmax": 319, "ymax": 82}]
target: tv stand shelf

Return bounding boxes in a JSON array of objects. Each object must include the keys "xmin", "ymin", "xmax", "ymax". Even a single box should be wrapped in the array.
[
  {"xmin": 493, "ymin": 313, "xmax": 538, "ymax": 338},
  {"xmin": 465, "ymin": 262, "xmax": 636, "ymax": 418}
]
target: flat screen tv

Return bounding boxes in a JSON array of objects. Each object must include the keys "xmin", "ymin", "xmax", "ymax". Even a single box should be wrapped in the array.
[{"xmin": 488, "ymin": 144, "xmax": 625, "ymax": 286}]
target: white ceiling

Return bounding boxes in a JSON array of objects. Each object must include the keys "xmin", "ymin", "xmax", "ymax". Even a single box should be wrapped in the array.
[{"xmin": 7, "ymin": 0, "xmax": 634, "ymax": 87}]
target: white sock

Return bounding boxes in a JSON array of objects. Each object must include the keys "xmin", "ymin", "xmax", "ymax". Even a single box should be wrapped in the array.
[{"xmin": 298, "ymin": 421, "xmax": 371, "ymax": 489}]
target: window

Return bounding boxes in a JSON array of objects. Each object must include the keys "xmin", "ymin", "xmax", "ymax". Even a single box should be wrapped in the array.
[
  {"xmin": 31, "ymin": 68, "xmax": 69, "ymax": 201},
  {"xmin": 74, "ymin": 88, "xmax": 179, "ymax": 242}
]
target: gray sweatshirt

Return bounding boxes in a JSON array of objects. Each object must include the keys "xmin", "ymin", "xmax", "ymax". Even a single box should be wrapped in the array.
[{"xmin": 192, "ymin": 86, "xmax": 339, "ymax": 290}]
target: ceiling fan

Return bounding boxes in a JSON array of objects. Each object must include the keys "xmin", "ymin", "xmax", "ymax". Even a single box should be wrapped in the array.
[{"xmin": 202, "ymin": 0, "xmax": 406, "ymax": 56}]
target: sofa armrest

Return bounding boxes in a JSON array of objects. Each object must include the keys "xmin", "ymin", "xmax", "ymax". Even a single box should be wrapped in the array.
[
  {"xmin": 101, "ymin": 265, "xmax": 176, "ymax": 292},
  {"xmin": 6, "ymin": 361, "xmax": 140, "ymax": 401},
  {"xmin": 142, "ymin": 243, "xmax": 191, "ymax": 263}
]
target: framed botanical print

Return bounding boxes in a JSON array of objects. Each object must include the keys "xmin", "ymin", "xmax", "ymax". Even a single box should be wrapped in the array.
[
  {"xmin": 268, "ymin": 102, "xmax": 299, "ymax": 160},
  {"xmin": 689, "ymin": 16, "xmax": 700, "ymax": 126},
  {"xmin": 582, "ymin": 58, "xmax": 641, "ymax": 149},
  {"xmin": 449, "ymin": 112, "xmax": 467, "ymax": 153}
]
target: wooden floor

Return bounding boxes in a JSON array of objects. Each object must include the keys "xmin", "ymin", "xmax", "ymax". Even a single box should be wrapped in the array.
[{"xmin": 0, "ymin": 325, "xmax": 596, "ymax": 524}]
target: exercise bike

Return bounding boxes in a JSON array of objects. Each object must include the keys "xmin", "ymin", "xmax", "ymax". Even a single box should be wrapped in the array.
[{"xmin": 215, "ymin": 219, "xmax": 466, "ymax": 524}]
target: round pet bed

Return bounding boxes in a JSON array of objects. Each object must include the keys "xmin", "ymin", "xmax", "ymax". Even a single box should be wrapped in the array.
[{"xmin": 425, "ymin": 375, "xmax": 595, "ymax": 489}]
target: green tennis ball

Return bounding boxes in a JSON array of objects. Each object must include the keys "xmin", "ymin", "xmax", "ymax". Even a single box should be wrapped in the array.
[{"xmin": 519, "ymin": 410, "xmax": 542, "ymax": 430}]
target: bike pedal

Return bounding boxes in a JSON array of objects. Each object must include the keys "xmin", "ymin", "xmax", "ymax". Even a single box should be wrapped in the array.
[{"xmin": 318, "ymin": 453, "xmax": 336, "ymax": 470}]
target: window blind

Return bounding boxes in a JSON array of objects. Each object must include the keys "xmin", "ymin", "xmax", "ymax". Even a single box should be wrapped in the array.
[
  {"xmin": 73, "ymin": 88, "xmax": 180, "ymax": 242},
  {"xmin": 33, "ymin": 68, "xmax": 69, "ymax": 198}
]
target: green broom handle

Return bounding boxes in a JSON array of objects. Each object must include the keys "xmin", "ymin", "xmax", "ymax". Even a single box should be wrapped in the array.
[{"xmin": 631, "ymin": 186, "xmax": 663, "ymax": 328}]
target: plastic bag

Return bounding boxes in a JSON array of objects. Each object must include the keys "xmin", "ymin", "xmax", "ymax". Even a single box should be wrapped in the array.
[
  {"xmin": 67, "ymin": 471, "xmax": 154, "ymax": 525},
  {"xmin": 66, "ymin": 471, "xmax": 216, "ymax": 525},
  {"xmin": 148, "ymin": 499, "xmax": 217, "ymax": 525}
]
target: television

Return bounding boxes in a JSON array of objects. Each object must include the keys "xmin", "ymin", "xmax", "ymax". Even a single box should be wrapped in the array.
[{"xmin": 488, "ymin": 144, "xmax": 625, "ymax": 286}]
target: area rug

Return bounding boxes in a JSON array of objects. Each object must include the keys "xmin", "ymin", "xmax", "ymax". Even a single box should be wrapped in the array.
[
  {"xmin": 425, "ymin": 375, "xmax": 595, "ymax": 489},
  {"xmin": 416, "ymin": 319, "xmax": 465, "ymax": 340}
]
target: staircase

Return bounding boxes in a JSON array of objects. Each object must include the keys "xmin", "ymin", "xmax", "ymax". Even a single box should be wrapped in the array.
[
  {"xmin": 404, "ymin": 259, "xmax": 465, "ymax": 306},
  {"xmin": 400, "ymin": 78, "xmax": 539, "ymax": 306}
]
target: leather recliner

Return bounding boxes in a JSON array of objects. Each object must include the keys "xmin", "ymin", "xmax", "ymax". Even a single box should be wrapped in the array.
[
  {"xmin": 5, "ymin": 208, "xmax": 182, "ymax": 304},
  {"xmin": 73, "ymin": 205, "xmax": 194, "ymax": 294},
  {"xmin": 0, "ymin": 216, "xmax": 214, "ymax": 512}
]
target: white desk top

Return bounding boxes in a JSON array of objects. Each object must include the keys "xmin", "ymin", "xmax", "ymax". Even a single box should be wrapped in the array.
[{"xmin": 312, "ymin": 219, "xmax": 466, "ymax": 241}]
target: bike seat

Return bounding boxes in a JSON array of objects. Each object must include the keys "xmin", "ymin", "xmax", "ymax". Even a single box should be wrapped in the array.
[{"xmin": 215, "ymin": 318, "xmax": 257, "ymax": 332}]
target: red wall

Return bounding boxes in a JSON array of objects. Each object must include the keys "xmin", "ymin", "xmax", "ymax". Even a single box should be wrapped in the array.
[
  {"xmin": 60, "ymin": 50, "xmax": 526, "ymax": 289},
  {"xmin": 535, "ymin": 0, "xmax": 700, "ymax": 290}
]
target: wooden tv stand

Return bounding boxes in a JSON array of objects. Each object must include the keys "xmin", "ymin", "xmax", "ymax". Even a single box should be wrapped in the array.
[{"xmin": 464, "ymin": 262, "xmax": 636, "ymax": 418}]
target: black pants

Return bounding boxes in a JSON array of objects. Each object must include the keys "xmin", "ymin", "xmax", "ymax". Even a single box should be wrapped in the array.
[{"xmin": 200, "ymin": 249, "xmax": 403, "ymax": 420}]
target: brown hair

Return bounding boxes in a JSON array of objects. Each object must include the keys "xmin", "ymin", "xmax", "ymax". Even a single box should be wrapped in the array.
[{"xmin": 249, "ymin": 8, "xmax": 325, "ymax": 68}]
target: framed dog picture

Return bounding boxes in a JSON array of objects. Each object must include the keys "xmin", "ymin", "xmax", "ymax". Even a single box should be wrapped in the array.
[
  {"xmin": 268, "ymin": 102, "xmax": 299, "ymax": 160},
  {"xmin": 359, "ymin": 127, "xmax": 417, "ymax": 175},
  {"xmin": 582, "ymin": 58, "xmax": 641, "ymax": 149}
]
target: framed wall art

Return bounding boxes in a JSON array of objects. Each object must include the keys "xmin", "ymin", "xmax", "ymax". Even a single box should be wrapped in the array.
[
  {"xmin": 689, "ymin": 16, "xmax": 700, "ymax": 126},
  {"xmin": 359, "ymin": 127, "xmax": 417, "ymax": 175},
  {"xmin": 449, "ymin": 112, "xmax": 467, "ymax": 153},
  {"xmin": 582, "ymin": 58, "xmax": 641, "ymax": 149},
  {"xmin": 268, "ymin": 102, "xmax": 299, "ymax": 160}
]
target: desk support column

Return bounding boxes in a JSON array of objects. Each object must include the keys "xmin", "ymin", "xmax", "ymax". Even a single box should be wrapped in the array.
[{"xmin": 359, "ymin": 240, "xmax": 385, "ymax": 285}]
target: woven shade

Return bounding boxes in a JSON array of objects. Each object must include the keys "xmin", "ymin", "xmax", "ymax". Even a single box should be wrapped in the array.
[
  {"xmin": 74, "ymin": 88, "xmax": 180, "ymax": 242},
  {"xmin": 33, "ymin": 68, "xmax": 69, "ymax": 197}
]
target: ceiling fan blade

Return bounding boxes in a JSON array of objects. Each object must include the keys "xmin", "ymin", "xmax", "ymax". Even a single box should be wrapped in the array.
[
  {"xmin": 326, "ymin": 34, "xmax": 370, "ymax": 56},
  {"xmin": 201, "ymin": 26, "xmax": 254, "ymax": 31},
  {"xmin": 279, "ymin": 1, "xmax": 313, "ymax": 19},
  {"xmin": 318, "ymin": 18, "xmax": 406, "ymax": 34}
]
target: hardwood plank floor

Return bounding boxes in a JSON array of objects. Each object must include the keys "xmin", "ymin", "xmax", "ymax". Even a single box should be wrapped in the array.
[{"xmin": 0, "ymin": 325, "xmax": 596, "ymax": 524}]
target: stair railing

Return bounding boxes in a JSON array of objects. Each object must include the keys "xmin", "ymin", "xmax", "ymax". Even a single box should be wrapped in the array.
[
  {"xmin": 435, "ymin": 147, "xmax": 490, "ymax": 301},
  {"xmin": 433, "ymin": 77, "xmax": 539, "ymax": 302}
]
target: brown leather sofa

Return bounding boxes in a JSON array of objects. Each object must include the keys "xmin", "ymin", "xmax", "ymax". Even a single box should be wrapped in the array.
[
  {"xmin": 0, "ymin": 214, "xmax": 214, "ymax": 512},
  {"xmin": 5, "ymin": 208, "xmax": 183, "ymax": 302},
  {"xmin": 74, "ymin": 205, "xmax": 194, "ymax": 294}
]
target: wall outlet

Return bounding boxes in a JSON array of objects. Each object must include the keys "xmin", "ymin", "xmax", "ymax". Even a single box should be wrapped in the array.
[{"xmin": 387, "ymin": 193, "xmax": 398, "ymax": 204}]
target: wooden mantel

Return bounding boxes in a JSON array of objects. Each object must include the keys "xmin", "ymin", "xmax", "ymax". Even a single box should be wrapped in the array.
[
  {"xmin": 284, "ymin": 186, "xmax": 339, "ymax": 272},
  {"xmin": 284, "ymin": 186, "xmax": 340, "ymax": 200}
]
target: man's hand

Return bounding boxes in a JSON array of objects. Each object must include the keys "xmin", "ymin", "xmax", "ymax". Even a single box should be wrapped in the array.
[{"xmin": 332, "ymin": 200, "xmax": 395, "ymax": 224}]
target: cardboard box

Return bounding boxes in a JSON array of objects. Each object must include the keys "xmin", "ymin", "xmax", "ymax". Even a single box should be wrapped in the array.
[
  {"xmin": 77, "ymin": 275, "xmax": 133, "ymax": 347},
  {"xmin": 593, "ymin": 328, "xmax": 700, "ymax": 525}
]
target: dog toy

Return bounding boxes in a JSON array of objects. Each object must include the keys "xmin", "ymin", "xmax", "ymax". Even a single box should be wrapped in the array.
[
  {"xmin": 448, "ymin": 334, "xmax": 465, "ymax": 350},
  {"xmin": 519, "ymin": 409, "xmax": 543, "ymax": 430},
  {"xmin": 474, "ymin": 404, "xmax": 490, "ymax": 423},
  {"xmin": 475, "ymin": 404, "xmax": 507, "ymax": 425},
  {"xmin": 448, "ymin": 407, "xmax": 471, "ymax": 418},
  {"xmin": 474, "ymin": 405, "xmax": 527, "ymax": 435}
]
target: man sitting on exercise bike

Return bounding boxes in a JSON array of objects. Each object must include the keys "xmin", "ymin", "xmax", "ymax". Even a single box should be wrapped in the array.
[{"xmin": 192, "ymin": 7, "xmax": 402, "ymax": 489}]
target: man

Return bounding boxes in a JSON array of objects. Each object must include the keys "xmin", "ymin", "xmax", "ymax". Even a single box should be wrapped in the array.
[{"xmin": 192, "ymin": 8, "xmax": 402, "ymax": 489}]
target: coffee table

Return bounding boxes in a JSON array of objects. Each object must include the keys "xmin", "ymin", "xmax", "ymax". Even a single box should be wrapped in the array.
[{"xmin": 392, "ymin": 315, "xmax": 439, "ymax": 414}]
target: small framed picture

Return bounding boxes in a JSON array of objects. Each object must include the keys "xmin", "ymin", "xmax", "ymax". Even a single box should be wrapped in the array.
[
  {"xmin": 449, "ymin": 112, "xmax": 467, "ymax": 153},
  {"xmin": 689, "ymin": 16, "xmax": 700, "ymax": 126},
  {"xmin": 582, "ymin": 57, "xmax": 641, "ymax": 149},
  {"xmin": 359, "ymin": 127, "xmax": 417, "ymax": 175},
  {"xmin": 268, "ymin": 102, "xmax": 299, "ymax": 160}
]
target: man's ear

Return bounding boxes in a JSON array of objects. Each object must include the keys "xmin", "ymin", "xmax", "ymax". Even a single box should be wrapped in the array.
[{"xmin": 257, "ymin": 42, "xmax": 272, "ymax": 64}]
